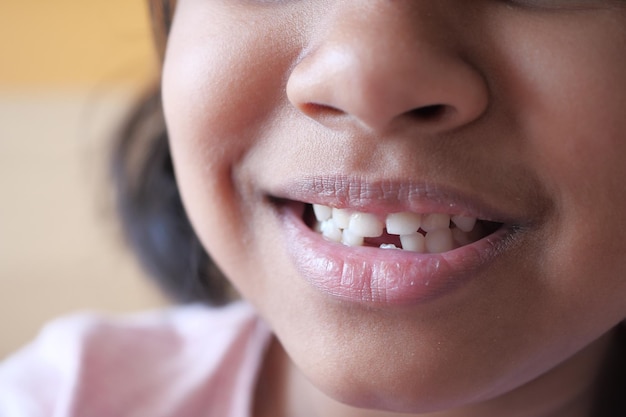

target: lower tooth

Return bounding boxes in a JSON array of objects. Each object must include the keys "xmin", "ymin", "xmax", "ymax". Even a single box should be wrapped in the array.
[
  {"xmin": 400, "ymin": 233, "xmax": 426, "ymax": 252},
  {"xmin": 342, "ymin": 229, "xmax": 364, "ymax": 247},
  {"xmin": 452, "ymin": 227, "xmax": 472, "ymax": 247},
  {"xmin": 380, "ymin": 243, "xmax": 399, "ymax": 250},
  {"xmin": 321, "ymin": 219, "xmax": 342, "ymax": 242},
  {"xmin": 425, "ymin": 229, "xmax": 454, "ymax": 253}
]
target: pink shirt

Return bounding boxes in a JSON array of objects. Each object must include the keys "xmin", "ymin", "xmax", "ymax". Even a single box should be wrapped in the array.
[{"xmin": 0, "ymin": 302, "xmax": 272, "ymax": 417}]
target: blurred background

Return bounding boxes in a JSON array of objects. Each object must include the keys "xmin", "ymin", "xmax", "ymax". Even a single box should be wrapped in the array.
[{"xmin": 0, "ymin": 1, "xmax": 168, "ymax": 358}]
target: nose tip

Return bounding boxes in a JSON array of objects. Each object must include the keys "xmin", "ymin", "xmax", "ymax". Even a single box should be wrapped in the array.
[{"xmin": 286, "ymin": 5, "xmax": 489, "ymax": 134}]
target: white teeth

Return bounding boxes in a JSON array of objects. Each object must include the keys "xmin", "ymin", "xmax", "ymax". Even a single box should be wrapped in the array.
[
  {"xmin": 311, "ymin": 204, "xmax": 484, "ymax": 253},
  {"xmin": 348, "ymin": 212, "xmax": 384, "ymax": 238},
  {"xmin": 385, "ymin": 212, "xmax": 422, "ymax": 235},
  {"xmin": 400, "ymin": 233, "xmax": 426, "ymax": 252},
  {"xmin": 451, "ymin": 215, "xmax": 477, "ymax": 233},
  {"xmin": 332, "ymin": 208, "xmax": 351, "ymax": 229},
  {"xmin": 342, "ymin": 228, "xmax": 364, "ymax": 247},
  {"xmin": 320, "ymin": 219, "xmax": 342, "ymax": 242},
  {"xmin": 313, "ymin": 204, "xmax": 332, "ymax": 222},
  {"xmin": 425, "ymin": 229, "xmax": 454, "ymax": 253},
  {"xmin": 452, "ymin": 227, "xmax": 472, "ymax": 247},
  {"xmin": 421, "ymin": 214, "xmax": 451, "ymax": 232},
  {"xmin": 380, "ymin": 243, "xmax": 399, "ymax": 250}
]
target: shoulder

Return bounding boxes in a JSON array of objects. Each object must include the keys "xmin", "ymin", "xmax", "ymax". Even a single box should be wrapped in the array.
[{"xmin": 0, "ymin": 302, "xmax": 271, "ymax": 417}]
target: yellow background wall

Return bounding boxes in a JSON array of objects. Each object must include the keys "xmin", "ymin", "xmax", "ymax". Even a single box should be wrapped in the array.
[
  {"xmin": 0, "ymin": 0, "xmax": 157, "ymax": 87},
  {"xmin": 0, "ymin": 1, "xmax": 166, "ymax": 358}
]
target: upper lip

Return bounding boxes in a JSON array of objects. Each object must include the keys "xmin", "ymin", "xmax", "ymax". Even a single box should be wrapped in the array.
[{"xmin": 267, "ymin": 175, "xmax": 544, "ymax": 226}]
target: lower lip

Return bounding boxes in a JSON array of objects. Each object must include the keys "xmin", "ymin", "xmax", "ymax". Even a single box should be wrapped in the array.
[{"xmin": 279, "ymin": 204, "xmax": 515, "ymax": 306}]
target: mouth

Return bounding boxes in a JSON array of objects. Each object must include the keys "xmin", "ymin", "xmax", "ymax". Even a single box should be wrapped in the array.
[
  {"xmin": 304, "ymin": 203, "xmax": 503, "ymax": 253},
  {"xmin": 269, "ymin": 177, "xmax": 526, "ymax": 306}
]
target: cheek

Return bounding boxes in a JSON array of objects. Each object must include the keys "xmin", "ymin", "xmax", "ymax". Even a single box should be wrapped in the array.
[
  {"xmin": 161, "ymin": 16, "xmax": 258, "ymax": 282},
  {"xmin": 160, "ymin": 3, "xmax": 308, "ymax": 300},
  {"xmin": 489, "ymin": 10, "xmax": 626, "ymax": 184},
  {"xmin": 495, "ymin": 14, "xmax": 626, "ymax": 322},
  {"xmin": 161, "ymin": 7, "xmax": 290, "ymax": 240},
  {"xmin": 161, "ymin": 2, "xmax": 304, "ymax": 148},
  {"xmin": 162, "ymin": 19, "xmax": 279, "ymax": 167}
]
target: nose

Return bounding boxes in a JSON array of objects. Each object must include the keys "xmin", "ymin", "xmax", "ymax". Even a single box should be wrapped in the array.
[{"xmin": 286, "ymin": 2, "xmax": 489, "ymax": 134}]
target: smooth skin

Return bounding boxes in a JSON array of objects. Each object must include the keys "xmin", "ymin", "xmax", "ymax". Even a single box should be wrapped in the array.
[{"xmin": 162, "ymin": 1, "xmax": 626, "ymax": 416}]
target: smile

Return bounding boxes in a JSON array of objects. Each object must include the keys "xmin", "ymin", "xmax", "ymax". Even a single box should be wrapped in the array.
[
  {"xmin": 307, "ymin": 204, "xmax": 502, "ymax": 253},
  {"xmin": 272, "ymin": 176, "xmax": 525, "ymax": 306}
]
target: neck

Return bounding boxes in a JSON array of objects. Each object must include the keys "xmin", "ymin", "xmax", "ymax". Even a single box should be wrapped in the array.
[{"xmin": 256, "ymin": 332, "xmax": 615, "ymax": 417}]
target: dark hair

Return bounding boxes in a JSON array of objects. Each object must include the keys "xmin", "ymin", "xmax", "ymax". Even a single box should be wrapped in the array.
[
  {"xmin": 591, "ymin": 324, "xmax": 626, "ymax": 416},
  {"xmin": 110, "ymin": 0, "xmax": 233, "ymax": 305}
]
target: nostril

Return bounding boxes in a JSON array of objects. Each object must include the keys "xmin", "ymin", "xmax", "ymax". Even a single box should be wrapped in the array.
[
  {"xmin": 301, "ymin": 102, "xmax": 344, "ymax": 118},
  {"xmin": 408, "ymin": 104, "xmax": 448, "ymax": 121}
]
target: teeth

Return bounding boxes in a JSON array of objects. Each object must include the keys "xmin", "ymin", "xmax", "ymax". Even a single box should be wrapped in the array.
[
  {"xmin": 310, "ymin": 204, "xmax": 488, "ymax": 253},
  {"xmin": 313, "ymin": 204, "xmax": 332, "ymax": 222},
  {"xmin": 400, "ymin": 233, "xmax": 425, "ymax": 252},
  {"xmin": 451, "ymin": 215, "xmax": 477, "ymax": 233},
  {"xmin": 348, "ymin": 212, "xmax": 384, "ymax": 238},
  {"xmin": 385, "ymin": 212, "xmax": 422, "ymax": 235},
  {"xmin": 452, "ymin": 227, "xmax": 472, "ymax": 247},
  {"xmin": 320, "ymin": 219, "xmax": 343, "ymax": 242},
  {"xmin": 421, "ymin": 213, "xmax": 451, "ymax": 232},
  {"xmin": 342, "ymin": 228, "xmax": 364, "ymax": 247},
  {"xmin": 380, "ymin": 243, "xmax": 399, "ymax": 250},
  {"xmin": 425, "ymin": 229, "xmax": 454, "ymax": 253},
  {"xmin": 332, "ymin": 208, "xmax": 351, "ymax": 229}
]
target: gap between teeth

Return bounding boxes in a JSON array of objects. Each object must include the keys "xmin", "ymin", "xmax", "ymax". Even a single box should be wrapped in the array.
[{"xmin": 313, "ymin": 204, "xmax": 479, "ymax": 254}]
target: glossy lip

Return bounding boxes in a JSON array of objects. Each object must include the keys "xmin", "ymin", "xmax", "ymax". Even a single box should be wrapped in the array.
[
  {"xmin": 270, "ymin": 177, "xmax": 528, "ymax": 306},
  {"xmin": 277, "ymin": 176, "xmax": 528, "ymax": 223}
]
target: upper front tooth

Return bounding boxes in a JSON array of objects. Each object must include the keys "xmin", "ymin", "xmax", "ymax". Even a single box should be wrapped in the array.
[
  {"xmin": 451, "ymin": 215, "xmax": 477, "ymax": 232},
  {"xmin": 313, "ymin": 204, "xmax": 332, "ymax": 222},
  {"xmin": 332, "ymin": 208, "xmax": 351, "ymax": 229},
  {"xmin": 421, "ymin": 213, "xmax": 451, "ymax": 232},
  {"xmin": 386, "ymin": 212, "xmax": 422, "ymax": 235},
  {"xmin": 348, "ymin": 212, "xmax": 384, "ymax": 238}
]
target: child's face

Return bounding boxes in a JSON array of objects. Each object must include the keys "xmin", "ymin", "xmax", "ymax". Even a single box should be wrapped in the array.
[{"xmin": 162, "ymin": 1, "xmax": 626, "ymax": 414}]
